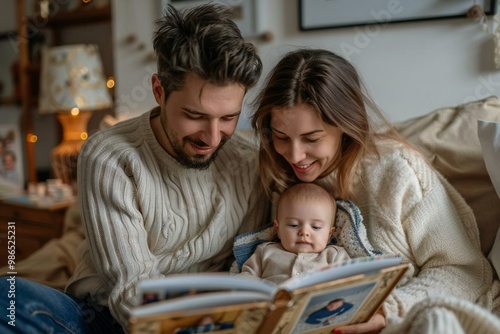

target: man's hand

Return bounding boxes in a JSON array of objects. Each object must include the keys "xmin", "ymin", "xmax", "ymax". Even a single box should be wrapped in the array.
[{"xmin": 332, "ymin": 308, "xmax": 386, "ymax": 334}]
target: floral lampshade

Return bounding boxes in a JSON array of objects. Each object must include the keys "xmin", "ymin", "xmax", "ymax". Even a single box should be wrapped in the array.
[
  {"xmin": 38, "ymin": 44, "xmax": 112, "ymax": 191},
  {"xmin": 39, "ymin": 44, "xmax": 112, "ymax": 113}
]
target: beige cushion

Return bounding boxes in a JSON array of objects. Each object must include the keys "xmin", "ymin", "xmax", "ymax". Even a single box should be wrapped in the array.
[
  {"xmin": 0, "ymin": 199, "xmax": 84, "ymax": 291},
  {"xmin": 394, "ymin": 96, "xmax": 500, "ymax": 256}
]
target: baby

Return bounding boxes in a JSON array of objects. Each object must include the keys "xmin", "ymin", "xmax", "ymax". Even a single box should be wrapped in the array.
[{"xmin": 241, "ymin": 183, "xmax": 350, "ymax": 284}]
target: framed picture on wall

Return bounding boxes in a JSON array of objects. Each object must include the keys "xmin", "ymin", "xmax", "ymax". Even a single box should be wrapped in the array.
[
  {"xmin": 0, "ymin": 106, "xmax": 24, "ymax": 195},
  {"xmin": 161, "ymin": 0, "xmax": 258, "ymax": 38},
  {"xmin": 299, "ymin": 0, "xmax": 497, "ymax": 31}
]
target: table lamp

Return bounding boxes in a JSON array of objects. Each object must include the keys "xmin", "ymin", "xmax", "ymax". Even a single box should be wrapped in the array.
[{"xmin": 39, "ymin": 44, "xmax": 112, "ymax": 190}]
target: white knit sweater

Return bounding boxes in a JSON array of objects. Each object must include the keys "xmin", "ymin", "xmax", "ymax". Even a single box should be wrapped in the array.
[
  {"xmin": 315, "ymin": 139, "xmax": 500, "ymax": 321},
  {"xmin": 66, "ymin": 108, "xmax": 270, "ymax": 330}
]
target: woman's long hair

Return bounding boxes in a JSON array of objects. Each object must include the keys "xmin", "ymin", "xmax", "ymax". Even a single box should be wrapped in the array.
[{"xmin": 252, "ymin": 49, "xmax": 402, "ymax": 198}]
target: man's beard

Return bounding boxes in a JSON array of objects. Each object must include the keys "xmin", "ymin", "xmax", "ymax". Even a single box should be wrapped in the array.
[{"xmin": 169, "ymin": 133, "xmax": 229, "ymax": 170}]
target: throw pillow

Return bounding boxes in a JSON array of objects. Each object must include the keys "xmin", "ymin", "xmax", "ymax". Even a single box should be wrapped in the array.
[
  {"xmin": 478, "ymin": 119, "xmax": 500, "ymax": 277},
  {"xmin": 393, "ymin": 96, "xmax": 500, "ymax": 256}
]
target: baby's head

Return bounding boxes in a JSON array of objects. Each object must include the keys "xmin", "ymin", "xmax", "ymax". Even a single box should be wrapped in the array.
[{"xmin": 275, "ymin": 183, "xmax": 337, "ymax": 254}]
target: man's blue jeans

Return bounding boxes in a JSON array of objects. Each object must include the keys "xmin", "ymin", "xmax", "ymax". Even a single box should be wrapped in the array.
[{"xmin": 0, "ymin": 276, "xmax": 124, "ymax": 333}]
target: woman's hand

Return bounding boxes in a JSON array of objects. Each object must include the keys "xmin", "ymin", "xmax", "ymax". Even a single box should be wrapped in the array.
[{"xmin": 332, "ymin": 308, "xmax": 386, "ymax": 334}]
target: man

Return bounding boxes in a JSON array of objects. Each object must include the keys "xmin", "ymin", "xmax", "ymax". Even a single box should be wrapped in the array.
[{"xmin": 0, "ymin": 4, "xmax": 269, "ymax": 333}]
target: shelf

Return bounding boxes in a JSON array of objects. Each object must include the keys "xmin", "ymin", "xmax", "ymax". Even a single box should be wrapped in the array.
[
  {"xmin": 29, "ymin": 4, "xmax": 111, "ymax": 28},
  {"xmin": 0, "ymin": 96, "xmax": 18, "ymax": 107},
  {"xmin": 25, "ymin": 63, "xmax": 41, "ymax": 73},
  {"xmin": 16, "ymin": 0, "xmax": 113, "ymax": 184},
  {"xmin": 0, "ymin": 30, "xmax": 16, "ymax": 41}
]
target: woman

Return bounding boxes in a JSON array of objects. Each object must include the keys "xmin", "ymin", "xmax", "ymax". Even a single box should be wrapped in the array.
[{"xmin": 251, "ymin": 49, "xmax": 499, "ymax": 333}]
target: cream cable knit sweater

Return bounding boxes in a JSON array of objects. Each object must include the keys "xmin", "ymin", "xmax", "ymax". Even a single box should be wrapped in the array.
[
  {"xmin": 66, "ymin": 108, "xmax": 270, "ymax": 330},
  {"xmin": 315, "ymin": 139, "xmax": 500, "ymax": 322},
  {"xmin": 381, "ymin": 296, "xmax": 500, "ymax": 334}
]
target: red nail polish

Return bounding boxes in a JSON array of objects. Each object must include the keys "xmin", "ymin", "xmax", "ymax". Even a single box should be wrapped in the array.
[{"xmin": 332, "ymin": 330, "xmax": 341, "ymax": 334}]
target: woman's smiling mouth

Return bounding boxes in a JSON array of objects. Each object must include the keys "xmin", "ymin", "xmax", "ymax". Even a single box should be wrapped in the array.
[{"xmin": 293, "ymin": 162, "xmax": 315, "ymax": 174}]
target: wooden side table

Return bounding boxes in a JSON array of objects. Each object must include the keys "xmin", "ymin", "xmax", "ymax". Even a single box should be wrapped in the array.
[{"xmin": 0, "ymin": 197, "xmax": 72, "ymax": 268}]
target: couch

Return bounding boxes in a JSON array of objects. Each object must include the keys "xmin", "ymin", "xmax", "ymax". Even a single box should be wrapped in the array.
[{"xmin": 1, "ymin": 95, "xmax": 499, "ymax": 330}]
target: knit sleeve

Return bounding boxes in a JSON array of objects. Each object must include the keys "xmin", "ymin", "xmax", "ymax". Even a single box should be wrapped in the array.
[
  {"xmin": 77, "ymin": 133, "xmax": 163, "ymax": 330},
  {"xmin": 380, "ymin": 160, "xmax": 494, "ymax": 318}
]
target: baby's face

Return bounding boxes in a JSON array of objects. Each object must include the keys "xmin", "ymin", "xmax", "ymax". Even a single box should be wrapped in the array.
[{"xmin": 275, "ymin": 198, "xmax": 334, "ymax": 253}]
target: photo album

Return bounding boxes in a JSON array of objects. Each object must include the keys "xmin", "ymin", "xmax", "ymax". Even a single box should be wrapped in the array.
[{"xmin": 129, "ymin": 254, "xmax": 408, "ymax": 334}]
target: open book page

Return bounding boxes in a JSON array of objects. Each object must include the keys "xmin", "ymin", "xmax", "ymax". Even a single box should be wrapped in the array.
[
  {"xmin": 131, "ymin": 291, "xmax": 271, "ymax": 317},
  {"xmin": 268, "ymin": 263, "xmax": 408, "ymax": 334},
  {"xmin": 130, "ymin": 292, "xmax": 270, "ymax": 334},
  {"xmin": 280, "ymin": 254, "xmax": 402, "ymax": 291},
  {"xmin": 136, "ymin": 272, "xmax": 277, "ymax": 306}
]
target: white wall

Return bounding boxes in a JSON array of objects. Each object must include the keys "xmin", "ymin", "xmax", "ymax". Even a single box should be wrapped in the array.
[
  {"xmin": 112, "ymin": 0, "xmax": 158, "ymax": 120},
  {"xmin": 0, "ymin": 0, "xmax": 17, "ymax": 101},
  {"xmin": 113, "ymin": 0, "xmax": 500, "ymax": 128},
  {"xmin": 251, "ymin": 0, "xmax": 500, "ymax": 124}
]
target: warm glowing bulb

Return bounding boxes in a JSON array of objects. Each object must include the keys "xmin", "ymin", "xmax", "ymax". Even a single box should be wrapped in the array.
[
  {"xmin": 82, "ymin": 0, "xmax": 92, "ymax": 3},
  {"xmin": 27, "ymin": 134, "xmax": 38, "ymax": 143},
  {"xmin": 80, "ymin": 132, "xmax": 88, "ymax": 140},
  {"xmin": 70, "ymin": 107, "xmax": 80, "ymax": 116},
  {"xmin": 107, "ymin": 76, "xmax": 115, "ymax": 88}
]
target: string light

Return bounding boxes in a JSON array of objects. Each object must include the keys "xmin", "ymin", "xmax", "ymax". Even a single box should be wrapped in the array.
[
  {"xmin": 107, "ymin": 76, "xmax": 115, "ymax": 89},
  {"xmin": 27, "ymin": 134, "xmax": 38, "ymax": 143}
]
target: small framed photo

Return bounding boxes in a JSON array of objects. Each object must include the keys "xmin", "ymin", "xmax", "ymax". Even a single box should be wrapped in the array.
[
  {"xmin": 0, "ymin": 106, "xmax": 24, "ymax": 194},
  {"xmin": 290, "ymin": 281, "xmax": 377, "ymax": 334}
]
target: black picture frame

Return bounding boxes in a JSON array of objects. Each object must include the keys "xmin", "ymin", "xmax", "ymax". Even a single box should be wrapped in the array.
[
  {"xmin": 299, "ymin": 0, "xmax": 497, "ymax": 31},
  {"xmin": 162, "ymin": 0, "xmax": 258, "ymax": 38}
]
